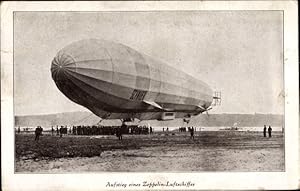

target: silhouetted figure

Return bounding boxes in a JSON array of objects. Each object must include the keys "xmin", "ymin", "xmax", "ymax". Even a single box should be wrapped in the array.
[
  {"xmin": 268, "ymin": 126, "xmax": 272, "ymax": 137},
  {"xmin": 34, "ymin": 126, "xmax": 42, "ymax": 141},
  {"xmin": 190, "ymin": 127, "xmax": 194, "ymax": 140},
  {"xmin": 116, "ymin": 126, "xmax": 123, "ymax": 140},
  {"xmin": 163, "ymin": 128, "xmax": 164, "ymax": 132},
  {"xmin": 120, "ymin": 124, "xmax": 126, "ymax": 140},
  {"xmin": 59, "ymin": 126, "xmax": 63, "ymax": 137},
  {"xmin": 56, "ymin": 126, "xmax": 59, "ymax": 135},
  {"xmin": 150, "ymin": 126, "xmax": 153, "ymax": 134},
  {"xmin": 263, "ymin": 125, "xmax": 267, "ymax": 137},
  {"xmin": 51, "ymin": 126, "xmax": 54, "ymax": 136},
  {"xmin": 34, "ymin": 127, "xmax": 39, "ymax": 141},
  {"xmin": 166, "ymin": 127, "xmax": 169, "ymax": 132}
]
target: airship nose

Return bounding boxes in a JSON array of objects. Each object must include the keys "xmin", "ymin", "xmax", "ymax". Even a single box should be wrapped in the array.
[{"xmin": 51, "ymin": 53, "xmax": 76, "ymax": 82}]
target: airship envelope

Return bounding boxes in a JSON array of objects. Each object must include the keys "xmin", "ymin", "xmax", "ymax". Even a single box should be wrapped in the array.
[{"xmin": 51, "ymin": 39, "xmax": 213, "ymax": 120}]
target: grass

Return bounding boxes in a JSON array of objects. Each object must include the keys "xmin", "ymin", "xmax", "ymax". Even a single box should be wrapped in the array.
[
  {"xmin": 15, "ymin": 131, "xmax": 283, "ymax": 160},
  {"xmin": 16, "ymin": 134, "xmax": 139, "ymax": 160}
]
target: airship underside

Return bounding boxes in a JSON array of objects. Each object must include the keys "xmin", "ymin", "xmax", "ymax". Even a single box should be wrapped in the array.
[{"xmin": 51, "ymin": 39, "xmax": 213, "ymax": 121}]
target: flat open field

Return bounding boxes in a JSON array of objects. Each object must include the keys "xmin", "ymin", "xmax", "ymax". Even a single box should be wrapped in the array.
[{"xmin": 15, "ymin": 131, "xmax": 284, "ymax": 172}]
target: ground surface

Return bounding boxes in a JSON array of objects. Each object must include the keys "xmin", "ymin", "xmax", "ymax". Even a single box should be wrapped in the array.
[{"xmin": 15, "ymin": 131, "xmax": 284, "ymax": 172}]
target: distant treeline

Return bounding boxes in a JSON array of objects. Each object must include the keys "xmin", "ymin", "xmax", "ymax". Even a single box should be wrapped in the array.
[{"xmin": 15, "ymin": 111, "xmax": 284, "ymax": 127}]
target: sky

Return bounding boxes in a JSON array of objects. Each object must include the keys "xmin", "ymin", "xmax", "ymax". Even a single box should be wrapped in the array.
[{"xmin": 14, "ymin": 11, "xmax": 284, "ymax": 116}]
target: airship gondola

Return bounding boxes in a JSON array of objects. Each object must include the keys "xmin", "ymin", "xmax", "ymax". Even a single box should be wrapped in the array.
[{"xmin": 51, "ymin": 39, "xmax": 214, "ymax": 121}]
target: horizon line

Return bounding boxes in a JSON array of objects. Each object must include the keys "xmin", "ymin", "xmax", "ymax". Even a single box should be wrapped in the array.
[{"xmin": 15, "ymin": 111, "xmax": 285, "ymax": 117}]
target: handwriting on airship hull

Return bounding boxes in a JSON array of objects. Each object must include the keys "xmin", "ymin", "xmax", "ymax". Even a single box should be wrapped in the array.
[{"xmin": 51, "ymin": 39, "xmax": 213, "ymax": 120}]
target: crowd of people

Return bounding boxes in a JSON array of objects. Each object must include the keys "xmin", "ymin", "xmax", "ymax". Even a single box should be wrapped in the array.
[
  {"xmin": 263, "ymin": 125, "xmax": 272, "ymax": 137},
  {"xmin": 34, "ymin": 126, "xmax": 43, "ymax": 141},
  {"xmin": 27, "ymin": 124, "xmax": 275, "ymax": 141},
  {"xmin": 50, "ymin": 125, "xmax": 151, "ymax": 136},
  {"xmin": 179, "ymin": 127, "xmax": 187, "ymax": 132}
]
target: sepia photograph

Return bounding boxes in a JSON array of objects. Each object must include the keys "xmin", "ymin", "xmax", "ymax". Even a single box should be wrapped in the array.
[
  {"xmin": 1, "ymin": 1, "xmax": 298, "ymax": 190},
  {"xmin": 14, "ymin": 10, "xmax": 285, "ymax": 173}
]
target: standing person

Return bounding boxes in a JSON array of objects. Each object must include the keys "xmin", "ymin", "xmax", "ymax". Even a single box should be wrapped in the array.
[
  {"xmin": 120, "ymin": 124, "xmax": 126, "ymax": 140},
  {"xmin": 190, "ymin": 127, "xmax": 194, "ymax": 140},
  {"xmin": 116, "ymin": 127, "xmax": 121, "ymax": 140},
  {"xmin": 163, "ymin": 128, "xmax": 164, "ymax": 132},
  {"xmin": 263, "ymin": 125, "xmax": 267, "ymax": 137},
  {"xmin": 119, "ymin": 128, "xmax": 123, "ymax": 140},
  {"xmin": 59, "ymin": 126, "xmax": 63, "ymax": 137},
  {"xmin": 56, "ymin": 126, "xmax": 59, "ymax": 135},
  {"xmin": 40, "ymin": 126, "xmax": 43, "ymax": 136},
  {"xmin": 51, "ymin": 126, "xmax": 54, "ymax": 136},
  {"xmin": 115, "ymin": 127, "xmax": 119, "ymax": 139},
  {"xmin": 34, "ymin": 126, "xmax": 41, "ymax": 141},
  {"xmin": 268, "ymin": 125, "xmax": 272, "ymax": 137},
  {"xmin": 17, "ymin": 126, "xmax": 21, "ymax": 134}
]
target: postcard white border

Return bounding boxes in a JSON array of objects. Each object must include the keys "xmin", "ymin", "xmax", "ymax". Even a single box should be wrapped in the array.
[{"xmin": 1, "ymin": 1, "xmax": 299, "ymax": 190}]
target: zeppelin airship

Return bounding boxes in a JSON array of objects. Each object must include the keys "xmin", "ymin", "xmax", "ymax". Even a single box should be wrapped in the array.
[{"xmin": 51, "ymin": 39, "xmax": 217, "ymax": 122}]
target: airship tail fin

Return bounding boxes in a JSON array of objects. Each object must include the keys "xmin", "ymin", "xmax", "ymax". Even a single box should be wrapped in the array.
[{"xmin": 197, "ymin": 105, "xmax": 213, "ymax": 116}]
